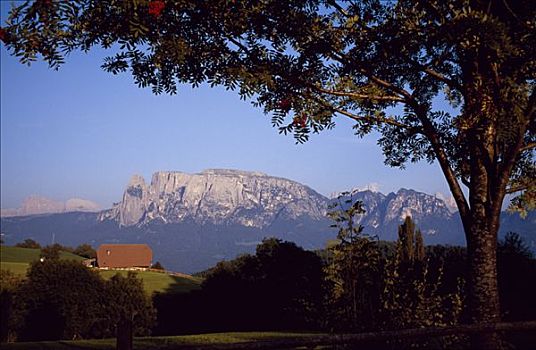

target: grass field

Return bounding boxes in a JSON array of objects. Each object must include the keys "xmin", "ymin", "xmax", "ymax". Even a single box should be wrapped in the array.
[
  {"xmin": 0, "ymin": 246, "xmax": 202, "ymax": 295},
  {"xmin": 0, "ymin": 332, "xmax": 322, "ymax": 349},
  {"xmin": 0, "ymin": 246, "xmax": 85, "ymax": 263},
  {"xmin": 0, "ymin": 246, "xmax": 86, "ymax": 276},
  {"xmin": 99, "ymin": 269, "xmax": 202, "ymax": 295},
  {"xmin": 0, "ymin": 261, "xmax": 31, "ymax": 276}
]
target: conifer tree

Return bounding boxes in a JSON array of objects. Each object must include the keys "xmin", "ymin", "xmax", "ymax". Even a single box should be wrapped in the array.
[
  {"xmin": 415, "ymin": 229, "xmax": 426, "ymax": 263},
  {"xmin": 398, "ymin": 216, "xmax": 415, "ymax": 263}
]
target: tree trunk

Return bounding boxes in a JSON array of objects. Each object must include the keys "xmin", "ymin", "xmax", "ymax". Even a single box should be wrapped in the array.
[
  {"xmin": 467, "ymin": 226, "xmax": 501, "ymax": 348},
  {"xmin": 116, "ymin": 318, "xmax": 133, "ymax": 350},
  {"xmin": 466, "ymin": 174, "xmax": 502, "ymax": 349}
]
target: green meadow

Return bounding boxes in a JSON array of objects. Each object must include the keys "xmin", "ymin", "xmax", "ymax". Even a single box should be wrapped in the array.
[
  {"xmin": 0, "ymin": 246, "xmax": 85, "ymax": 276},
  {"xmin": 0, "ymin": 246, "xmax": 201, "ymax": 295},
  {"xmin": 0, "ymin": 332, "xmax": 322, "ymax": 350}
]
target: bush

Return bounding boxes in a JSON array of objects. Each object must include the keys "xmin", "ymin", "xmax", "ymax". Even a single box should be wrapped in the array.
[
  {"xmin": 73, "ymin": 244, "xmax": 96, "ymax": 259},
  {"xmin": 151, "ymin": 261, "xmax": 165, "ymax": 270},
  {"xmin": 15, "ymin": 239, "xmax": 41, "ymax": 249},
  {"xmin": 0, "ymin": 270, "xmax": 23, "ymax": 342}
]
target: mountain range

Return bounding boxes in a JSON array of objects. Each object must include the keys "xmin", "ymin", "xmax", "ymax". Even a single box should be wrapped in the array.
[
  {"xmin": 0, "ymin": 196, "xmax": 100, "ymax": 217},
  {"xmin": 1, "ymin": 169, "xmax": 533, "ymax": 273}
]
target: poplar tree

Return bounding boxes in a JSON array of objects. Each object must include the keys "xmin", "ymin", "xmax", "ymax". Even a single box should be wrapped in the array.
[
  {"xmin": 415, "ymin": 229, "xmax": 426, "ymax": 263},
  {"xmin": 398, "ymin": 216, "xmax": 415, "ymax": 263}
]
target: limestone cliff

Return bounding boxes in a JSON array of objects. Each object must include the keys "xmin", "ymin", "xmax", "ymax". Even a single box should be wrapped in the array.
[{"xmin": 99, "ymin": 169, "xmax": 328, "ymax": 227}]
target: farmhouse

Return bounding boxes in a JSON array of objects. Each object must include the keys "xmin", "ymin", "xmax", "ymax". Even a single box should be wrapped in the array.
[{"xmin": 96, "ymin": 244, "xmax": 152, "ymax": 269}]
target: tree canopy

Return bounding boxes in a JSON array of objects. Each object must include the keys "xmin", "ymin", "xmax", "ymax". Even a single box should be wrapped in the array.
[{"xmin": 15, "ymin": 239, "xmax": 41, "ymax": 249}]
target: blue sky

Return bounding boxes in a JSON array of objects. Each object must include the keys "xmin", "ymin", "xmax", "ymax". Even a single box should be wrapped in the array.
[{"xmin": 0, "ymin": 2, "xmax": 451, "ymax": 209}]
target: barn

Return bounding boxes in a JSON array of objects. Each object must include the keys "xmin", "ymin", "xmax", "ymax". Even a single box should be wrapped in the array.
[{"xmin": 96, "ymin": 244, "xmax": 152, "ymax": 269}]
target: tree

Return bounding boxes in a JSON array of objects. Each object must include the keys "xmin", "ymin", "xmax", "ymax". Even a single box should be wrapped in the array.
[
  {"xmin": 382, "ymin": 219, "xmax": 465, "ymax": 348},
  {"xmin": 18, "ymin": 259, "xmax": 105, "ymax": 341},
  {"xmin": 415, "ymin": 229, "xmax": 426, "ymax": 263},
  {"xmin": 253, "ymin": 238, "xmax": 325, "ymax": 329},
  {"xmin": 104, "ymin": 272, "xmax": 155, "ymax": 350},
  {"xmin": 497, "ymin": 233, "xmax": 536, "ymax": 319},
  {"xmin": 15, "ymin": 239, "xmax": 41, "ymax": 249},
  {"xmin": 398, "ymin": 216, "xmax": 416, "ymax": 263},
  {"xmin": 201, "ymin": 238, "xmax": 325, "ymax": 331},
  {"xmin": 151, "ymin": 261, "xmax": 165, "ymax": 270},
  {"xmin": 2, "ymin": 1, "xmax": 535, "ymax": 347},
  {"xmin": 397, "ymin": 216, "xmax": 425, "ymax": 264},
  {"xmin": 73, "ymin": 244, "xmax": 96, "ymax": 259},
  {"xmin": 40, "ymin": 244, "xmax": 62, "ymax": 260},
  {"xmin": 0, "ymin": 270, "xmax": 23, "ymax": 342},
  {"xmin": 326, "ymin": 194, "xmax": 382, "ymax": 331}
]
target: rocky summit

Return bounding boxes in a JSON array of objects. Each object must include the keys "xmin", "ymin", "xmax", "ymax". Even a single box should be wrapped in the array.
[{"xmin": 98, "ymin": 169, "xmax": 328, "ymax": 228}]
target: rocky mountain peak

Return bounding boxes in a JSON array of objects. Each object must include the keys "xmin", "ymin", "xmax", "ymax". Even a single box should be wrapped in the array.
[
  {"xmin": 384, "ymin": 188, "xmax": 452, "ymax": 222},
  {"xmin": 99, "ymin": 169, "xmax": 328, "ymax": 227},
  {"xmin": 128, "ymin": 174, "xmax": 147, "ymax": 187}
]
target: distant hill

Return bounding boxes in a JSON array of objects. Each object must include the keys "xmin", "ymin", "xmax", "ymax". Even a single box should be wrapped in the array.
[
  {"xmin": 1, "ymin": 169, "xmax": 534, "ymax": 273},
  {"xmin": 1, "ymin": 195, "xmax": 100, "ymax": 217}
]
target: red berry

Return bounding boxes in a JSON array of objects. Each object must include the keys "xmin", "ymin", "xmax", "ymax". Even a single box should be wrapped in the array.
[
  {"xmin": 148, "ymin": 0, "xmax": 166, "ymax": 18},
  {"xmin": 0, "ymin": 28, "xmax": 6, "ymax": 43},
  {"xmin": 278, "ymin": 98, "xmax": 291, "ymax": 111},
  {"xmin": 300, "ymin": 115, "xmax": 307, "ymax": 128},
  {"xmin": 293, "ymin": 114, "xmax": 307, "ymax": 128}
]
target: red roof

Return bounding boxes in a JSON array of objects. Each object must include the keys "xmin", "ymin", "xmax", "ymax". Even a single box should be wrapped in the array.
[{"xmin": 96, "ymin": 244, "xmax": 152, "ymax": 268}]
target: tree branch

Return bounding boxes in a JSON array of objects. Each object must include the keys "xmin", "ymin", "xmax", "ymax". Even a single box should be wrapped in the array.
[
  {"xmin": 414, "ymin": 108, "xmax": 471, "ymax": 225},
  {"xmin": 309, "ymin": 94, "xmax": 413, "ymax": 129},
  {"xmin": 358, "ymin": 68, "xmax": 414, "ymax": 101},
  {"xmin": 326, "ymin": 0, "xmax": 350, "ymax": 18},
  {"xmin": 331, "ymin": 105, "xmax": 411, "ymax": 129},
  {"xmin": 226, "ymin": 36, "xmax": 250, "ymax": 55},
  {"xmin": 312, "ymin": 85, "xmax": 405, "ymax": 102},
  {"xmin": 493, "ymin": 91, "xmax": 535, "ymax": 217},
  {"xmin": 421, "ymin": 66, "xmax": 462, "ymax": 91},
  {"xmin": 526, "ymin": 89, "xmax": 536, "ymax": 120},
  {"xmin": 325, "ymin": 51, "xmax": 416, "ymax": 102},
  {"xmin": 519, "ymin": 142, "xmax": 536, "ymax": 153},
  {"xmin": 505, "ymin": 184, "xmax": 528, "ymax": 194}
]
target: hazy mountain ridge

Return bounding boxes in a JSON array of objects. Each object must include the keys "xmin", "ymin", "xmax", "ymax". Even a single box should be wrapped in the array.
[{"xmin": 1, "ymin": 196, "xmax": 100, "ymax": 217}]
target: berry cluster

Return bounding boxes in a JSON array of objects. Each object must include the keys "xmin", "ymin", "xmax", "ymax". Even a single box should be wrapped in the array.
[
  {"xmin": 293, "ymin": 114, "xmax": 308, "ymax": 128},
  {"xmin": 148, "ymin": 0, "xmax": 166, "ymax": 18}
]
